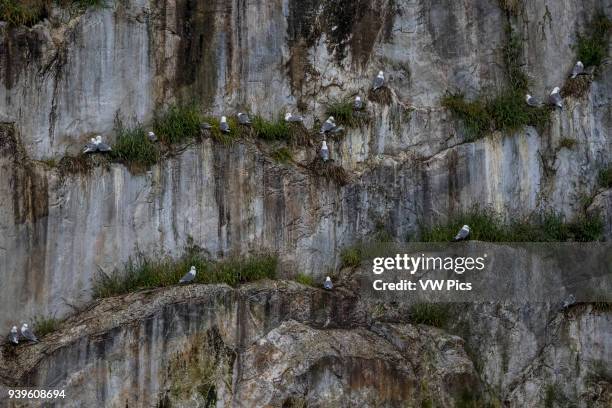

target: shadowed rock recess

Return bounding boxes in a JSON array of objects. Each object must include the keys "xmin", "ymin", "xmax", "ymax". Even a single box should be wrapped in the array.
[{"xmin": 0, "ymin": 0, "xmax": 611, "ymax": 406}]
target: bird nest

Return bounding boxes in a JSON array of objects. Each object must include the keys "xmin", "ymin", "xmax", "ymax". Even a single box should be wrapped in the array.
[
  {"xmin": 368, "ymin": 86, "xmax": 393, "ymax": 105},
  {"xmin": 307, "ymin": 159, "xmax": 350, "ymax": 185},
  {"xmin": 561, "ymin": 76, "xmax": 592, "ymax": 98},
  {"xmin": 288, "ymin": 122, "xmax": 315, "ymax": 147}
]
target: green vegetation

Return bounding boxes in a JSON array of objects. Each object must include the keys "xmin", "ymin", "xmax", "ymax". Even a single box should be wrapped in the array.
[
  {"xmin": 93, "ymin": 252, "xmax": 277, "ymax": 298},
  {"xmin": 324, "ymin": 99, "xmax": 369, "ymax": 128},
  {"xmin": 442, "ymin": 91, "xmax": 550, "ymax": 141},
  {"xmin": 558, "ymin": 138, "xmax": 577, "ymax": 149},
  {"xmin": 32, "ymin": 315, "xmax": 62, "ymax": 337},
  {"xmin": 307, "ymin": 159, "xmax": 350, "ymax": 185},
  {"xmin": 110, "ymin": 125, "xmax": 160, "ymax": 171},
  {"xmin": 153, "ymin": 105, "xmax": 203, "ymax": 145},
  {"xmin": 418, "ymin": 207, "xmax": 603, "ymax": 242},
  {"xmin": 252, "ymin": 116, "xmax": 291, "ymax": 141},
  {"xmin": 443, "ymin": 31, "xmax": 551, "ymax": 140},
  {"xmin": 408, "ymin": 303, "xmax": 450, "ymax": 328},
  {"xmin": 498, "ymin": 0, "xmax": 522, "ymax": 15},
  {"xmin": 577, "ymin": 13, "xmax": 612, "ymax": 68},
  {"xmin": 0, "ymin": 0, "xmax": 105, "ymax": 26},
  {"xmin": 598, "ymin": 165, "xmax": 612, "ymax": 189},
  {"xmin": 270, "ymin": 147, "xmax": 293, "ymax": 164},
  {"xmin": 340, "ymin": 247, "xmax": 362, "ymax": 268},
  {"xmin": 294, "ymin": 272, "xmax": 315, "ymax": 286},
  {"xmin": 561, "ymin": 76, "xmax": 591, "ymax": 98}
]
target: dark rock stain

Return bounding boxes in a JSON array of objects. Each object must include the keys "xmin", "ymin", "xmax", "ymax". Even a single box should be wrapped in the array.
[{"xmin": 174, "ymin": 0, "xmax": 220, "ymax": 108}]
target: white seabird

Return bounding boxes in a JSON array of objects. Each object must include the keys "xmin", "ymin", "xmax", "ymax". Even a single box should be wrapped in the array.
[
  {"xmin": 20, "ymin": 323, "xmax": 38, "ymax": 342},
  {"xmin": 179, "ymin": 266, "xmax": 197, "ymax": 284},
  {"xmin": 525, "ymin": 94, "xmax": 540, "ymax": 107},
  {"xmin": 285, "ymin": 112, "xmax": 303, "ymax": 123},
  {"xmin": 83, "ymin": 137, "xmax": 98, "ymax": 154},
  {"xmin": 8, "ymin": 326, "xmax": 18, "ymax": 345},
  {"xmin": 562, "ymin": 294, "xmax": 576, "ymax": 310},
  {"xmin": 320, "ymin": 116, "xmax": 336, "ymax": 134},
  {"xmin": 548, "ymin": 87, "xmax": 563, "ymax": 109},
  {"xmin": 324, "ymin": 276, "xmax": 333, "ymax": 290},
  {"xmin": 220, "ymin": 116, "xmax": 230, "ymax": 134},
  {"xmin": 95, "ymin": 135, "xmax": 112, "ymax": 152},
  {"xmin": 147, "ymin": 131, "xmax": 157, "ymax": 142},
  {"xmin": 354, "ymin": 96, "xmax": 363, "ymax": 111},
  {"xmin": 452, "ymin": 225, "xmax": 470, "ymax": 242},
  {"xmin": 237, "ymin": 112, "xmax": 252, "ymax": 125},
  {"xmin": 320, "ymin": 140, "xmax": 329, "ymax": 162},
  {"xmin": 372, "ymin": 71, "xmax": 385, "ymax": 91},
  {"xmin": 570, "ymin": 61, "xmax": 584, "ymax": 78}
]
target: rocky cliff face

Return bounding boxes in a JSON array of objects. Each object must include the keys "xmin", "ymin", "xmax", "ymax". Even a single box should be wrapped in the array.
[{"xmin": 0, "ymin": 0, "xmax": 611, "ymax": 406}]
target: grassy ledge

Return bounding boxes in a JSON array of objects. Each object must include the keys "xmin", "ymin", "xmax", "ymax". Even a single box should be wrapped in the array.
[
  {"xmin": 110, "ymin": 125, "xmax": 160, "ymax": 171},
  {"xmin": 598, "ymin": 165, "xmax": 612, "ymax": 189},
  {"xmin": 0, "ymin": 0, "xmax": 105, "ymax": 26},
  {"xmin": 324, "ymin": 99, "xmax": 370, "ymax": 128},
  {"xmin": 417, "ymin": 207, "xmax": 604, "ymax": 242},
  {"xmin": 408, "ymin": 303, "xmax": 450, "ymax": 328},
  {"xmin": 294, "ymin": 272, "xmax": 315, "ymax": 286},
  {"xmin": 32, "ymin": 315, "xmax": 62, "ymax": 337},
  {"xmin": 92, "ymin": 252, "xmax": 278, "ymax": 299}
]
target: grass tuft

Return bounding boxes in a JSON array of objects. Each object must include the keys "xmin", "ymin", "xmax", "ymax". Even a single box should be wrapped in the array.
[
  {"xmin": 558, "ymin": 138, "xmax": 577, "ymax": 150},
  {"xmin": 153, "ymin": 105, "xmax": 203, "ymax": 145},
  {"xmin": 418, "ymin": 207, "xmax": 603, "ymax": 242},
  {"xmin": 32, "ymin": 315, "xmax": 62, "ymax": 337},
  {"xmin": 409, "ymin": 303, "xmax": 450, "ymax": 328},
  {"xmin": 324, "ymin": 99, "xmax": 370, "ymax": 128},
  {"xmin": 0, "ymin": 0, "xmax": 106, "ymax": 26},
  {"xmin": 110, "ymin": 125, "xmax": 160, "ymax": 172},
  {"xmin": 253, "ymin": 116, "xmax": 291, "ymax": 141},
  {"xmin": 597, "ymin": 165, "xmax": 612, "ymax": 189},
  {"xmin": 577, "ymin": 13, "xmax": 612, "ymax": 68},
  {"xmin": 270, "ymin": 147, "xmax": 293, "ymax": 164},
  {"xmin": 294, "ymin": 272, "xmax": 315, "ymax": 286},
  {"xmin": 340, "ymin": 247, "xmax": 362, "ymax": 268},
  {"xmin": 92, "ymin": 252, "xmax": 277, "ymax": 299},
  {"xmin": 57, "ymin": 154, "xmax": 92, "ymax": 174}
]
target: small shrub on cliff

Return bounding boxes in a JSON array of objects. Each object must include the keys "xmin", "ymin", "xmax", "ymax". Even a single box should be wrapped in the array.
[
  {"xmin": 577, "ymin": 13, "xmax": 612, "ymax": 68},
  {"xmin": 110, "ymin": 125, "xmax": 160, "ymax": 171},
  {"xmin": 598, "ymin": 165, "xmax": 612, "ymax": 189},
  {"xmin": 324, "ymin": 99, "xmax": 370, "ymax": 128},
  {"xmin": 271, "ymin": 147, "xmax": 293, "ymax": 164},
  {"xmin": 561, "ymin": 76, "xmax": 592, "ymax": 98},
  {"xmin": 92, "ymin": 253, "xmax": 278, "ymax": 298},
  {"xmin": 409, "ymin": 303, "xmax": 450, "ymax": 328},
  {"xmin": 32, "ymin": 315, "xmax": 62, "ymax": 337},
  {"xmin": 418, "ymin": 207, "xmax": 603, "ymax": 242},
  {"xmin": 0, "ymin": 0, "xmax": 105, "ymax": 26}
]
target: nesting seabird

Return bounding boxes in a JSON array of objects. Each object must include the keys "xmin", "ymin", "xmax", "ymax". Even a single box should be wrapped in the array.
[
  {"xmin": 237, "ymin": 112, "xmax": 252, "ymax": 125},
  {"xmin": 95, "ymin": 135, "xmax": 112, "ymax": 152},
  {"xmin": 179, "ymin": 266, "xmax": 197, "ymax": 284},
  {"xmin": 147, "ymin": 131, "xmax": 157, "ymax": 142},
  {"xmin": 561, "ymin": 294, "xmax": 576, "ymax": 310},
  {"xmin": 20, "ymin": 323, "xmax": 38, "ymax": 342},
  {"xmin": 570, "ymin": 61, "xmax": 584, "ymax": 78},
  {"xmin": 220, "ymin": 116, "xmax": 231, "ymax": 134},
  {"xmin": 8, "ymin": 326, "xmax": 18, "ymax": 345},
  {"xmin": 354, "ymin": 96, "xmax": 363, "ymax": 111},
  {"xmin": 548, "ymin": 87, "xmax": 563, "ymax": 109},
  {"xmin": 83, "ymin": 137, "xmax": 98, "ymax": 154},
  {"xmin": 372, "ymin": 71, "xmax": 385, "ymax": 91},
  {"xmin": 525, "ymin": 94, "xmax": 540, "ymax": 107},
  {"xmin": 285, "ymin": 112, "xmax": 304, "ymax": 123},
  {"xmin": 324, "ymin": 276, "xmax": 333, "ymax": 290},
  {"xmin": 452, "ymin": 225, "xmax": 470, "ymax": 242},
  {"xmin": 320, "ymin": 116, "xmax": 336, "ymax": 134},
  {"xmin": 320, "ymin": 140, "xmax": 329, "ymax": 162}
]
